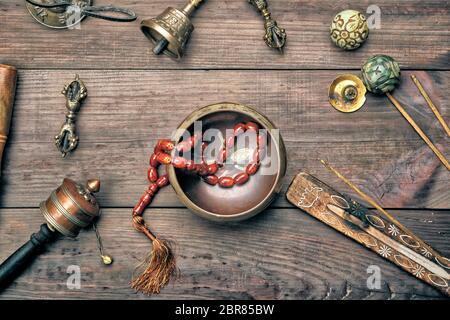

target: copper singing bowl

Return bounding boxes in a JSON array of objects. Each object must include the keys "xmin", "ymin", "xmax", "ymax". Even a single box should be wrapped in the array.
[{"xmin": 167, "ymin": 103, "xmax": 287, "ymax": 222}]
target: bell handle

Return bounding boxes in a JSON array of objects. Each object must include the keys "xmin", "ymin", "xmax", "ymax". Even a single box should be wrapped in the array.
[{"xmin": 0, "ymin": 224, "xmax": 57, "ymax": 292}]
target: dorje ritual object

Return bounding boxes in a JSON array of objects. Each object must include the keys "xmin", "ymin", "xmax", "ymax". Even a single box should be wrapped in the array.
[
  {"xmin": 25, "ymin": 0, "xmax": 136, "ymax": 29},
  {"xmin": 361, "ymin": 55, "xmax": 450, "ymax": 170},
  {"xmin": 248, "ymin": 0, "xmax": 286, "ymax": 52},
  {"xmin": 141, "ymin": 0, "xmax": 205, "ymax": 60},
  {"xmin": 328, "ymin": 74, "xmax": 367, "ymax": 113},
  {"xmin": 0, "ymin": 178, "xmax": 112, "ymax": 292},
  {"xmin": 0, "ymin": 64, "xmax": 17, "ymax": 173},
  {"xmin": 55, "ymin": 74, "xmax": 87, "ymax": 157},
  {"xmin": 286, "ymin": 163, "xmax": 450, "ymax": 297},
  {"xmin": 330, "ymin": 9, "xmax": 369, "ymax": 50},
  {"xmin": 130, "ymin": 103, "xmax": 286, "ymax": 295}
]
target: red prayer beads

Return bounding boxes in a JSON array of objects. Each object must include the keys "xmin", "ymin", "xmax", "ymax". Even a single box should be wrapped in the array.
[{"xmin": 132, "ymin": 122, "xmax": 264, "ymax": 219}]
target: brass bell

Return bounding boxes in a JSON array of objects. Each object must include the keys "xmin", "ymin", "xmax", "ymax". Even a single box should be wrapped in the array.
[
  {"xmin": 141, "ymin": 0, "xmax": 205, "ymax": 60},
  {"xmin": 328, "ymin": 74, "xmax": 367, "ymax": 113}
]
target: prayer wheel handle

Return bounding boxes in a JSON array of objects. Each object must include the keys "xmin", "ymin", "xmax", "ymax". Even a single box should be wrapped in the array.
[
  {"xmin": 0, "ymin": 178, "xmax": 103, "ymax": 292},
  {"xmin": 0, "ymin": 224, "xmax": 57, "ymax": 291}
]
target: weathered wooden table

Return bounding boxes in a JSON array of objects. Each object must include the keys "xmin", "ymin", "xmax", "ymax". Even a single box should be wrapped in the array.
[{"xmin": 0, "ymin": 0, "xmax": 448, "ymax": 299}]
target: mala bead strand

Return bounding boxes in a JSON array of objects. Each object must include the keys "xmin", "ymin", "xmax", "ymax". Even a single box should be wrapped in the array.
[
  {"xmin": 131, "ymin": 147, "xmax": 176, "ymax": 295},
  {"xmin": 132, "ymin": 122, "xmax": 264, "ymax": 295}
]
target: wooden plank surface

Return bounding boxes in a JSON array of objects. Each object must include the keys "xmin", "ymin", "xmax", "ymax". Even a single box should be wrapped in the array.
[
  {"xmin": 0, "ymin": 0, "xmax": 449, "ymax": 70},
  {"xmin": 1, "ymin": 70, "xmax": 448, "ymax": 209},
  {"xmin": 0, "ymin": 207, "xmax": 448, "ymax": 299},
  {"xmin": 0, "ymin": 0, "xmax": 449, "ymax": 300}
]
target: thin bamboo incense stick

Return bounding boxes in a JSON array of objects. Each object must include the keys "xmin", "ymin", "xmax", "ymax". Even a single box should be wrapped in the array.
[
  {"xmin": 320, "ymin": 159, "xmax": 446, "ymax": 263},
  {"xmin": 411, "ymin": 74, "xmax": 450, "ymax": 138},
  {"xmin": 386, "ymin": 93, "xmax": 450, "ymax": 171},
  {"xmin": 320, "ymin": 159, "xmax": 402, "ymax": 226}
]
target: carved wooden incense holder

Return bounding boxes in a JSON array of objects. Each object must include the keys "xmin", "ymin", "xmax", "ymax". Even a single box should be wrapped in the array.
[
  {"xmin": 0, "ymin": 64, "xmax": 17, "ymax": 174},
  {"xmin": 286, "ymin": 172, "xmax": 450, "ymax": 297}
]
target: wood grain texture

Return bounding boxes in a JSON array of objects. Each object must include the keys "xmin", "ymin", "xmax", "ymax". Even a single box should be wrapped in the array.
[
  {"xmin": 0, "ymin": 0, "xmax": 449, "ymax": 70},
  {"xmin": 1, "ymin": 70, "xmax": 448, "ymax": 209},
  {"xmin": 0, "ymin": 0, "xmax": 448, "ymax": 300},
  {"xmin": 0, "ymin": 207, "xmax": 448, "ymax": 299}
]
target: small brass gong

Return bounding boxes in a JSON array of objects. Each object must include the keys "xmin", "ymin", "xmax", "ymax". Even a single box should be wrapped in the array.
[
  {"xmin": 329, "ymin": 74, "xmax": 367, "ymax": 113},
  {"xmin": 26, "ymin": 0, "xmax": 92, "ymax": 29}
]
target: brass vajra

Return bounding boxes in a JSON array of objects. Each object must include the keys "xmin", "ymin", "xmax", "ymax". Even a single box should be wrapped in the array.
[
  {"xmin": 248, "ymin": 0, "xmax": 286, "ymax": 51},
  {"xmin": 55, "ymin": 74, "xmax": 87, "ymax": 158}
]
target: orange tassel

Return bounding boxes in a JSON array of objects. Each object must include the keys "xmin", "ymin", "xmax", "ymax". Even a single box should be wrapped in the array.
[{"xmin": 131, "ymin": 237, "xmax": 177, "ymax": 295}]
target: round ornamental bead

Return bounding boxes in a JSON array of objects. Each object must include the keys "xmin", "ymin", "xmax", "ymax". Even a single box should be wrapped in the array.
[
  {"xmin": 234, "ymin": 172, "xmax": 249, "ymax": 185},
  {"xmin": 233, "ymin": 123, "xmax": 246, "ymax": 136},
  {"xmin": 330, "ymin": 10, "xmax": 369, "ymax": 50},
  {"xmin": 197, "ymin": 163, "xmax": 209, "ymax": 176},
  {"xmin": 147, "ymin": 183, "xmax": 159, "ymax": 195},
  {"xmin": 156, "ymin": 139, "xmax": 175, "ymax": 152},
  {"xmin": 156, "ymin": 152, "xmax": 172, "ymax": 165},
  {"xmin": 156, "ymin": 175, "xmax": 169, "ymax": 188},
  {"xmin": 203, "ymin": 175, "xmax": 219, "ymax": 186},
  {"xmin": 149, "ymin": 153, "xmax": 159, "ymax": 167},
  {"xmin": 245, "ymin": 122, "xmax": 259, "ymax": 133},
  {"xmin": 246, "ymin": 163, "xmax": 260, "ymax": 176},
  {"xmin": 147, "ymin": 166, "xmax": 158, "ymax": 182},
  {"xmin": 172, "ymin": 156, "xmax": 187, "ymax": 169},
  {"xmin": 186, "ymin": 160, "xmax": 196, "ymax": 171},
  {"xmin": 218, "ymin": 176, "xmax": 234, "ymax": 188},
  {"xmin": 206, "ymin": 163, "xmax": 219, "ymax": 175},
  {"xmin": 361, "ymin": 55, "xmax": 401, "ymax": 94}
]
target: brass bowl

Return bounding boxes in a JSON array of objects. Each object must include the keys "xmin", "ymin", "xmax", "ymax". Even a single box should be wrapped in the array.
[{"xmin": 167, "ymin": 103, "xmax": 287, "ymax": 222}]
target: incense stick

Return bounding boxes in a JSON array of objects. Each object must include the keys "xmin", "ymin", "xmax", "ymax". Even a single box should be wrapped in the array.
[
  {"xmin": 386, "ymin": 93, "xmax": 450, "ymax": 171},
  {"xmin": 320, "ymin": 159, "xmax": 447, "ymax": 263},
  {"xmin": 320, "ymin": 160, "xmax": 402, "ymax": 226},
  {"xmin": 411, "ymin": 74, "xmax": 450, "ymax": 138}
]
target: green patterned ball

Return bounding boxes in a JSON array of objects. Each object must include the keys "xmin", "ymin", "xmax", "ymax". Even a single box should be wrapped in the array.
[{"xmin": 361, "ymin": 55, "xmax": 401, "ymax": 94}]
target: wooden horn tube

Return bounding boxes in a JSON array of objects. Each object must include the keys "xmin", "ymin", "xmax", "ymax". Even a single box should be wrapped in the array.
[{"xmin": 0, "ymin": 64, "xmax": 17, "ymax": 173}]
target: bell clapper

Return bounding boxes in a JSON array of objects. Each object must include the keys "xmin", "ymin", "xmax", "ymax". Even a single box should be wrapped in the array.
[{"xmin": 153, "ymin": 38, "xmax": 169, "ymax": 55}]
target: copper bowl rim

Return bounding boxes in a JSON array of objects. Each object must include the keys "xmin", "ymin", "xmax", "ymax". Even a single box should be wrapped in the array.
[{"xmin": 167, "ymin": 102, "xmax": 287, "ymax": 222}]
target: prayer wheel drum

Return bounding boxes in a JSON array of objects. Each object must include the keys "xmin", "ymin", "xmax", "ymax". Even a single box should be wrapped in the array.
[
  {"xmin": 167, "ymin": 103, "xmax": 287, "ymax": 222},
  {"xmin": 40, "ymin": 178, "xmax": 101, "ymax": 238}
]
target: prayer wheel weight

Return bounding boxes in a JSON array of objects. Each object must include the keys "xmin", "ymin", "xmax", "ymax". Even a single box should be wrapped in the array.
[{"xmin": 0, "ymin": 178, "xmax": 101, "ymax": 291}]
